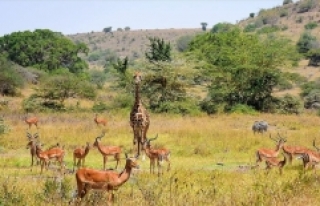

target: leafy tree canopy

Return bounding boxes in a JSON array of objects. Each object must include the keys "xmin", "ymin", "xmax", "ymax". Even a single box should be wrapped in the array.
[
  {"xmin": 187, "ymin": 28, "xmax": 300, "ymax": 113},
  {"xmin": 0, "ymin": 29, "xmax": 89, "ymax": 73}
]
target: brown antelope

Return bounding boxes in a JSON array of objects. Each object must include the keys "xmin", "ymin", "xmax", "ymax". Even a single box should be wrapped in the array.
[
  {"xmin": 93, "ymin": 131, "xmax": 122, "ymax": 170},
  {"xmin": 142, "ymin": 134, "xmax": 171, "ymax": 176},
  {"xmin": 35, "ymin": 142, "xmax": 65, "ymax": 174},
  {"xmin": 94, "ymin": 113, "xmax": 107, "ymax": 126},
  {"xmin": 74, "ymin": 153, "xmax": 139, "ymax": 206},
  {"xmin": 256, "ymin": 134, "xmax": 287, "ymax": 166},
  {"xmin": 264, "ymin": 154, "xmax": 287, "ymax": 175},
  {"xmin": 26, "ymin": 132, "xmax": 40, "ymax": 167},
  {"xmin": 299, "ymin": 139, "xmax": 320, "ymax": 173},
  {"xmin": 24, "ymin": 115, "xmax": 39, "ymax": 129},
  {"xmin": 73, "ymin": 142, "xmax": 91, "ymax": 172}
]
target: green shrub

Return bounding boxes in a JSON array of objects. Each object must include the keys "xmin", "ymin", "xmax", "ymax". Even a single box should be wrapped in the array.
[
  {"xmin": 283, "ymin": 0, "xmax": 293, "ymax": 5},
  {"xmin": 228, "ymin": 104, "xmax": 258, "ymax": 115},
  {"xmin": 153, "ymin": 100, "xmax": 201, "ymax": 115},
  {"xmin": 92, "ymin": 101, "xmax": 109, "ymax": 112},
  {"xmin": 304, "ymin": 22, "xmax": 318, "ymax": 30},
  {"xmin": 249, "ymin": 13, "xmax": 255, "ymax": 18},
  {"xmin": 298, "ymin": 0, "xmax": 315, "ymax": 13},
  {"xmin": 244, "ymin": 23, "xmax": 257, "ymax": 32},
  {"xmin": 257, "ymin": 25, "xmax": 280, "ymax": 34},
  {"xmin": 279, "ymin": 9, "xmax": 288, "ymax": 17}
]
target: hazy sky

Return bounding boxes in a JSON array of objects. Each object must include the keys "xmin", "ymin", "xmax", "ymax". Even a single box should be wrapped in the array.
[{"xmin": 1, "ymin": 0, "xmax": 296, "ymax": 36}]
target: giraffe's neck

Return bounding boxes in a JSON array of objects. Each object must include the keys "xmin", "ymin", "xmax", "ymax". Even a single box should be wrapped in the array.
[{"xmin": 134, "ymin": 83, "xmax": 141, "ymax": 106}]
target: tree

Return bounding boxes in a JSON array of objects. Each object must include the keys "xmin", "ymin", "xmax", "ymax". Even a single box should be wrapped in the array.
[
  {"xmin": 0, "ymin": 29, "xmax": 89, "ymax": 73},
  {"xmin": 103, "ymin": 27, "xmax": 112, "ymax": 33},
  {"xmin": 124, "ymin": 26, "xmax": 131, "ymax": 31},
  {"xmin": 201, "ymin": 22, "xmax": 208, "ymax": 31},
  {"xmin": 141, "ymin": 60, "xmax": 200, "ymax": 114},
  {"xmin": 250, "ymin": 13, "xmax": 255, "ymax": 18},
  {"xmin": 283, "ymin": 0, "xmax": 293, "ymax": 5},
  {"xmin": 187, "ymin": 28, "xmax": 300, "ymax": 113},
  {"xmin": 30, "ymin": 73, "xmax": 96, "ymax": 110},
  {"xmin": 0, "ymin": 55, "xmax": 24, "ymax": 96},
  {"xmin": 145, "ymin": 37, "xmax": 171, "ymax": 62}
]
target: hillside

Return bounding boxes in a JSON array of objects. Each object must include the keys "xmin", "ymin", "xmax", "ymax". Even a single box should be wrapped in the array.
[{"xmin": 68, "ymin": 28, "xmax": 202, "ymax": 69}]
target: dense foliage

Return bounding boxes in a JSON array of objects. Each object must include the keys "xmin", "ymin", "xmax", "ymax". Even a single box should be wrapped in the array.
[
  {"xmin": 0, "ymin": 55, "xmax": 24, "ymax": 96},
  {"xmin": 187, "ymin": 28, "xmax": 300, "ymax": 113},
  {"xmin": 0, "ymin": 29, "xmax": 89, "ymax": 73}
]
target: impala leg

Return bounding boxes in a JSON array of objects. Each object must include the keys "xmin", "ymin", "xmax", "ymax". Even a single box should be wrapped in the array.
[
  {"xmin": 82, "ymin": 158, "xmax": 85, "ymax": 167},
  {"xmin": 103, "ymin": 156, "xmax": 107, "ymax": 170},
  {"xmin": 73, "ymin": 156, "xmax": 76, "ymax": 172},
  {"xmin": 289, "ymin": 154, "xmax": 293, "ymax": 165}
]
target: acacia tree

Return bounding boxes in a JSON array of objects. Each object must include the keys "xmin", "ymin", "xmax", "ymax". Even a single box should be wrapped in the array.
[
  {"xmin": 0, "ymin": 29, "xmax": 89, "ymax": 73},
  {"xmin": 187, "ymin": 28, "xmax": 300, "ymax": 113}
]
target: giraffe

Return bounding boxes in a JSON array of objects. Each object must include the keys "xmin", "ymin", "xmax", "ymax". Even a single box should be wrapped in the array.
[{"xmin": 130, "ymin": 72, "xmax": 150, "ymax": 159}]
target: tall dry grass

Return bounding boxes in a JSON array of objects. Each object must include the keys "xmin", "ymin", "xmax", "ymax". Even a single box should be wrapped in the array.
[{"xmin": 1, "ymin": 112, "xmax": 320, "ymax": 205}]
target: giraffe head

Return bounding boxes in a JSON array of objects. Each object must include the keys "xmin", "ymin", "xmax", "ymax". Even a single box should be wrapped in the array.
[{"xmin": 133, "ymin": 72, "xmax": 142, "ymax": 84}]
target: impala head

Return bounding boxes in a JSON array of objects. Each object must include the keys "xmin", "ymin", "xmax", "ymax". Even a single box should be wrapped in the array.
[
  {"xmin": 269, "ymin": 133, "xmax": 287, "ymax": 147},
  {"xmin": 133, "ymin": 72, "xmax": 142, "ymax": 85},
  {"xmin": 125, "ymin": 153, "xmax": 139, "ymax": 169},
  {"xmin": 93, "ymin": 131, "xmax": 106, "ymax": 147},
  {"xmin": 142, "ymin": 134, "xmax": 158, "ymax": 148},
  {"xmin": 26, "ymin": 132, "xmax": 38, "ymax": 148}
]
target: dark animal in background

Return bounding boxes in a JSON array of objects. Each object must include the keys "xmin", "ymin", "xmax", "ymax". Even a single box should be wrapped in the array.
[{"xmin": 252, "ymin": 120, "xmax": 268, "ymax": 134}]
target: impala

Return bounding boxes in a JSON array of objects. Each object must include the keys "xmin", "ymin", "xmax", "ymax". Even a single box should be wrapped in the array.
[
  {"xmin": 74, "ymin": 153, "xmax": 139, "ymax": 205},
  {"xmin": 24, "ymin": 115, "xmax": 39, "ymax": 129},
  {"xmin": 35, "ymin": 142, "xmax": 65, "ymax": 174},
  {"xmin": 94, "ymin": 113, "xmax": 107, "ymax": 126},
  {"xmin": 264, "ymin": 154, "xmax": 287, "ymax": 175},
  {"xmin": 93, "ymin": 131, "xmax": 122, "ymax": 170},
  {"xmin": 256, "ymin": 134, "xmax": 286, "ymax": 166},
  {"xmin": 142, "ymin": 134, "xmax": 171, "ymax": 176},
  {"xmin": 299, "ymin": 139, "xmax": 320, "ymax": 173},
  {"xmin": 26, "ymin": 132, "xmax": 40, "ymax": 167},
  {"xmin": 73, "ymin": 142, "xmax": 91, "ymax": 172},
  {"xmin": 280, "ymin": 134, "xmax": 311, "ymax": 164}
]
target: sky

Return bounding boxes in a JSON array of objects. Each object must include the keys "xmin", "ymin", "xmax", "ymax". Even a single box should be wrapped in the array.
[{"xmin": 1, "ymin": 0, "xmax": 298, "ymax": 36}]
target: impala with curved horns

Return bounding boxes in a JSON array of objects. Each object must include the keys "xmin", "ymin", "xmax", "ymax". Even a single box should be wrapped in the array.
[
  {"xmin": 74, "ymin": 153, "xmax": 139, "ymax": 206},
  {"xmin": 93, "ymin": 131, "xmax": 122, "ymax": 170},
  {"xmin": 278, "ymin": 133, "xmax": 312, "ymax": 164},
  {"xmin": 142, "ymin": 134, "xmax": 171, "ymax": 176},
  {"xmin": 299, "ymin": 139, "xmax": 320, "ymax": 174},
  {"xmin": 256, "ymin": 133, "xmax": 287, "ymax": 166}
]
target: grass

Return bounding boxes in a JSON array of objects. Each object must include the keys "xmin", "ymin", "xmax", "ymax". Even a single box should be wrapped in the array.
[{"xmin": 1, "ymin": 112, "xmax": 320, "ymax": 205}]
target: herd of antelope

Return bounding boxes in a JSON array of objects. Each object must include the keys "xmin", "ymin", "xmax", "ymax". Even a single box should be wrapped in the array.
[
  {"xmin": 23, "ymin": 112, "xmax": 171, "ymax": 205},
  {"xmin": 254, "ymin": 128, "xmax": 320, "ymax": 175}
]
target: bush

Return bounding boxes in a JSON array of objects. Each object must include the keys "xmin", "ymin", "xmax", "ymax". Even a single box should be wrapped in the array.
[
  {"xmin": 244, "ymin": 23, "xmax": 257, "ymax": 32},
  {"xmin": 279, "ymin": 9, "xmax": 288, "ymax": 17},
  {"xmin": 283, "ymin": 0, "xmax": 293, "ymax": 5},
  {"xmin": 304, "ymin": 22, "xmax": 318, "ymax": 30},
  {"xmin": 228, "ymin": 104, "xmax": 258, "ymax": 115},
  {"xmin": 257, "ymin": 25, "xmax": 280, "ymax": 34},
  {"xmin": 298, "ymin": 0, "xmax": 314, "ymax": 13},
  {"xmin": 249, "ymin": 13, "xmax": 255, "ymax": 18},
  {"xmin": 153, "ymin": 100, "xmax": 201, "ymax": 116},
  {"xmin": 92, "ymin": 101, "xmax": 109, "ymax": 112},
  {"xmin": 275, "ymin": 94, "xmax": 302, "ymax": 114},
  {"xmin": 176, "ymin": 35, "xmax": 194, "ymax": 52}
]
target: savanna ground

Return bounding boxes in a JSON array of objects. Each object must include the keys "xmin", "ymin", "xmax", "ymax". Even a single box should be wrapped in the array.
[{"xmin": 1, "ymin": 110, "xmax": 320, "ymax": 205}]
